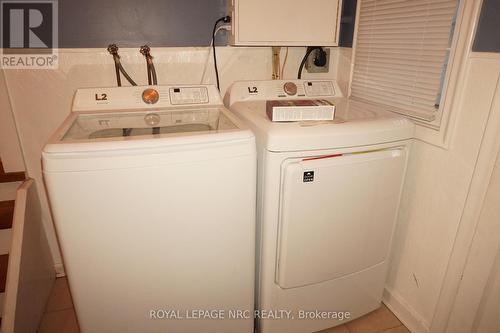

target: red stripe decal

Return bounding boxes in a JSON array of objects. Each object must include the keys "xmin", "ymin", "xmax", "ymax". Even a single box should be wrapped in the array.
[{"xmin": 302, "ymin": 154, "xmax": 343, "ymax": 161}]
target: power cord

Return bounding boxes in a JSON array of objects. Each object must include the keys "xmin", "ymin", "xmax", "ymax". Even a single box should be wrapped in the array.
[
  {"xmin": 297, "ymin": 46, "xmax": 327, "ymax": 79},
  {"xmin": 212, "ymin": 15, "xmax": 231, "ymax": 91},
  {"xmin": 200, "ymin": 24, "xmax": 231, "ymax": 84}
]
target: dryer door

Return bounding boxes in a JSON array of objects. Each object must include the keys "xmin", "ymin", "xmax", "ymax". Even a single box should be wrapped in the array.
[{"xmin": 276, "ymin": 147, "xmax": 407, "ymax": 289}]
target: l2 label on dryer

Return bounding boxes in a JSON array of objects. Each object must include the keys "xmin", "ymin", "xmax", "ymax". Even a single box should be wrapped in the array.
[{"xmin": 303, "ymin": 171, "xmax": 314, "ymax": 182}]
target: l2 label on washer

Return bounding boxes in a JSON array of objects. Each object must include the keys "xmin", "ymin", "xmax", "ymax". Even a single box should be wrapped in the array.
[{"xmin": 303, "ymin": 171, "xmax": 314, "ymax": 182}]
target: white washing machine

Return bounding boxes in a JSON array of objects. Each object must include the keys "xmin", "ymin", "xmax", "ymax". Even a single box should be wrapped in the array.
[
  {"xmin": 43, "ymin": 85, "xmax": 256, "ymax": 333},
  {"xmin": 225, "ymin": 80, "xmax": 415, "ymax": 333}
]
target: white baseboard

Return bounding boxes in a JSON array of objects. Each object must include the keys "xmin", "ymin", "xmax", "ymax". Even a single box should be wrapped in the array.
[
  {"xmin": 54, "ymin": 262, "xmax": 66, "ymax": 277},
  {"xmin": 383, "ymin": 287, "xmax": 430, "ymax": 333}
]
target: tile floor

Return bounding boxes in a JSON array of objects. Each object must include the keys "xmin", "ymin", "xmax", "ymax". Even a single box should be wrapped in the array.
[{"xmin": 38, "ymin": 277, "xmax": 410, "ymax": 333}]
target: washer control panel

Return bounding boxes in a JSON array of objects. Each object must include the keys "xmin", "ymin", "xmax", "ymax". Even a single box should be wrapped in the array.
[
  {"xmin": 169, "ymin": 87, "xmax": 209, "ymax": 105},
  {"xmin": 72, "ymin": 85, "xmax": 220, "ymax": 112}
]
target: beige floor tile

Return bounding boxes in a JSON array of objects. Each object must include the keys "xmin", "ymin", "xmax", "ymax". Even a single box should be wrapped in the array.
[
  {"xmin": 345, "ymin": 304, "xmax": 402, "ymax": 333},
  {"xmin": 38, "ymin": 308, "xmax": 80, "ymax": 333},
  {"xmin": 45, "ymin": 277, "xmax": 73, "ymax": 312},
  {"xmin": 316, "ymin": 324, "xmax": 351, "ymax": 333},
  {"xmin": 380, "ymin": 325, "xmax": 411, "ymax": 333},
  {"xmin": 41, "ymin": 279, "xmax": 408, "ymax": 333}
]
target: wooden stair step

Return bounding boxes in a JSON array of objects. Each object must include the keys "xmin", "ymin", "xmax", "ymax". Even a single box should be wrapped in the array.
[
  {"xmin": 0, "ymin": 254, "xmax": 8, "ymax": 293},
  {"xmin": 0, "ymin": 161, "xmax": 25, "ymax": 184},
  {"xmin": 0, "ymin": 201, "xmax": 15, "ymax": 230},
  {"xmin": 0, "ymin": 172, "xmax": 25, "ymax": 183}
]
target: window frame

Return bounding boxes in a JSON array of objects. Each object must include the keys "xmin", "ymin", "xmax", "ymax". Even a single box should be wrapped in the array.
[{"xmin": 348, "ymin": 0, "xmax": 475, "ymax": 147}]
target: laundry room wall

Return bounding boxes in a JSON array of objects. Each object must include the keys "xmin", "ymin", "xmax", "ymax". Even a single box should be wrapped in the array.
[
  {"xmin": 0, "ymin": 70, "xmax": 24, "ymax": 173},
  {"xmin": 1, "ymin": 46, "xmax": 350, "ymax": 274},
  {"xmin": 385, "ymin": 57, "xmax": 498, "ymax": 331},
  {"xmin": 382, "ymin": 0, "xmax": 500, "ymax": 332}
]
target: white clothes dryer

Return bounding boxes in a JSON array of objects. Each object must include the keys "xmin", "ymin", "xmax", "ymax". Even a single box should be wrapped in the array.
[{"xmin": 225, "ymin": 79, "xmax": 415, "ymax": 333}]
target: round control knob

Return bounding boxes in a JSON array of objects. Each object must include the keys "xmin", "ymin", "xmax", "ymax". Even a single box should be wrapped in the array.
[
  {"xmin": 283, "ymin": 82, "xmax": 297, "ymax": 96},
  {"xmin": 142, "ymin": 88, "xmax": 159, "ymax": 104},
  {"xmin": 144, "ymin": 113, "xmax": 160, "ymax": 126}
]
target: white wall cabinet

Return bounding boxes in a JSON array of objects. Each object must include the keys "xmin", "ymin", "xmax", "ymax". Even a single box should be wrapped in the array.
[{"xmin": 229, "ymin": 0, "xmax": 343, "ymax": 46}]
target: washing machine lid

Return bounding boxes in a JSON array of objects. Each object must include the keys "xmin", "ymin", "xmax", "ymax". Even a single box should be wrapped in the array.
[
  {"xmin": 230, "ymin": 98, "xmax": 415, "ymax": 152},
  {"xmin": 44, "ymin": 85, "xmax": 254, "ymax": 154},
  {"xmin": 44, "ymin": 107, "xmax": 252, "ymax": 154}
]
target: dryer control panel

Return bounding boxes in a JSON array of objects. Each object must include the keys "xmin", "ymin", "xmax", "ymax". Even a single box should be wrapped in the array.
[{"xmin": 224, "ymin": 79, "xmax": 343, "ymax": 107}]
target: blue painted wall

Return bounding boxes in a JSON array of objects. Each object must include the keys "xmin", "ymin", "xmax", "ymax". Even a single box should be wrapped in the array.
[
  {"xmin": 59, "ymin": 0, "xmax": 227, "ymax": 47},
  {"xmin": 473, "ymin": 0, "xmax": 500, "ymax": 52}
]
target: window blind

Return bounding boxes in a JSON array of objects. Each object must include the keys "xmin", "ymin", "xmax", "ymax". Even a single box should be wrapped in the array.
[{"xmin": 351, "ymin": 0, "xmax": 459, "ymax": 121}]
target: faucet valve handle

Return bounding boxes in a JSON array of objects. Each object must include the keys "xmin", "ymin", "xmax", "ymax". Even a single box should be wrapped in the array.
[
  {"xmin": 140, "ymin": 45, "xmax": 152, "ymax": 57},
  {"xmin": 107, "ymin": 44, "xmax": 119, "ymax": 56}
]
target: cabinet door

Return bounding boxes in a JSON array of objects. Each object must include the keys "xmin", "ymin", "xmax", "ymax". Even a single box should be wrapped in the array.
[
  {"xmin": 276, "ymin": 148, "xmax": 406, "ymax": 289},
  {"xmin": 231, "ymin": 0, "xmax": 342, "ymax": 46}
]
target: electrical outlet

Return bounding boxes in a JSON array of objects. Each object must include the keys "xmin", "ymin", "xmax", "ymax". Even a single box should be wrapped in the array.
[{"xmin": 305, "ymin": 48, "xmax": 330, "ymax": 73}]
